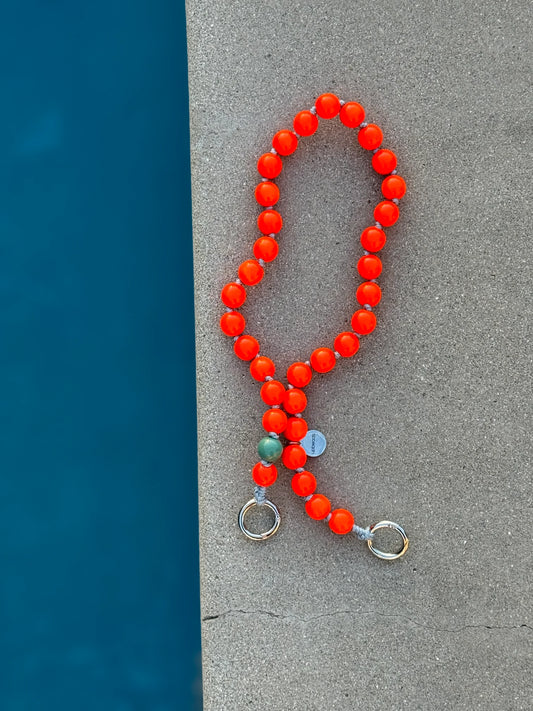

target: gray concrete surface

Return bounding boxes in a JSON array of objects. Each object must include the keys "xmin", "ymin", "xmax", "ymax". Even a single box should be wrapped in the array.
[{"xmin": 186, "ymin": 1, "xmax": 532, "ymax": 708}]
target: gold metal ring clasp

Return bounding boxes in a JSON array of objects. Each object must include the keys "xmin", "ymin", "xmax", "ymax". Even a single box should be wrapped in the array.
[
  {"xmin": 367, "ymin": 520, "xmax": 409, "ymax": 560},
  {"xmin": 238, "ymin": 499, "xmax": 281, "ymax": 541}
]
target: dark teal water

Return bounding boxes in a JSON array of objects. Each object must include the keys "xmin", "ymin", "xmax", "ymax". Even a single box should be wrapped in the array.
[{"xmin": 0, "ymin": 2, "xmax": 201, "ymax": 708}]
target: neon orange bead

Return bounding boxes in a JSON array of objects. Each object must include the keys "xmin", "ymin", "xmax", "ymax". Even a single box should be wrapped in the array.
[
  {"xmin": 339, "ymin": 101, "xmax": 365, "ymax": 128},
  {"xmin": 329, "ymin": 508, "xmax": 355, "ymax": 534},
  {"xmin": 293, "ymin": 110, "xmax": 318, "ymax": 137},
  {"xmin": 291, "ymin": 470, "xmax": 317, "ymax": 496},
  {"xmin": 356, "ymin": 281, "xmax": 382, "ymax": 307},
  {"xmin": 334, "ymin": 332, "xmax": 360, "ymax": 357},
  {"xmin": 220, "ymin": 311, "xmax": 245, "ymax": 336},
  {"xmin": 260, "ymin": 380, "xmax": 285, "ymax": 405},
  {"xmin": 250, "ymin": 356, "xmax": 275, "ymax": 382},
  {"xmin": 282, "ymin": 444, "xmax": 307, "ymax": 470},
  {"xmin": 305, "ymin": 494, "xmax": 331, "ymax": 520},
  {"xmin": 252, "ymin": 461, "xmax": 277, "ymax": 487},
  {"xmin": 257, "ymin": 209, "xmax": 282, "ymax": 235},
  {"xmin": 238, "ymin": 259, "xmax": 264, "ymax": 285},
  {"xmin": 351, "ymin": 309, "xmax": 377, "ymax": 335},
  {"xmin": 358, "ymin": 124, "xmax": 383, "ymax": 150},
  {"xmin": 221, "ymin": 282, "xmax": 246, "ymax": 308},
  {"xmin": 285, "ymin": 416, "xmax": 308, "ymax": 442},
  {"xmin": 315, "ymin": 93, "xmax": 340, "ymax": 119},
  {"xmin": 272, "ymin": 130, "xmax": 298, "ymax": 156},
  {"xmin": 233, "ymin": 334, "xmax": 260, "ymax": 360},
  {"xmin": 360, "ymin": 226, "xmax": 386, "ymax": 252},
  {"xmin": 262, "ymin": 408, "xmax": 288, "ymax": 434},
  {"xmin": 357, "ymin": 254, "xmax": 382, "ymax": 280},
  {"xmin": 283, "ymin": 388, "xmax": 307, "ymax": 414},
  {"xmin": 374, "ymin": 200, "xmax": 400, "ymax": 227},
  {"xmin": 287, "ymin": 362, "xmax": 312, "ymax": 388},
  {"xmin": 255, "ymin": 181, "xmax": 280, "ymax": 207},
  {"xmin": 253, "ymin": 236, "xmax": 279, "ymax": 262},
  {"xmin": 382, "ymin": 175, "xmax": 406, "ymax": 200},
  {"xmin": 257, "ymin": 152, "xmax": 283, "ymax": 179},
  {"xmin": 310, "ymin": 347, "xmax": 336, "ymax": 374},
  {"xmin": 372, "ymin": 149, "xmax": 397, "ymax": 175}
]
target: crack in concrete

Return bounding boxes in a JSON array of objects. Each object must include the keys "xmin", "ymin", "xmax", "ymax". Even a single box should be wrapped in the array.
[{"xmin": 202, "ymin": 608, "xmax": 532, "ymax": 634}]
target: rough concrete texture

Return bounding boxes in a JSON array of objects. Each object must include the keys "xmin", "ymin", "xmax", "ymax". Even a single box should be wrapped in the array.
[{"xmin": 186, "ymin": 1, "xmax": 532, "ymax": 708}]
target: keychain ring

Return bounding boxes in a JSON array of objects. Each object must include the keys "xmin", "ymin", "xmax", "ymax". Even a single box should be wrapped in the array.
[
  {"xmin": 367, "ymin": 520, "xmax": 409, "ymax": 560},
  {"xmin": 238, "ymin": 499, "xmax": 281, "ymax": 541}
]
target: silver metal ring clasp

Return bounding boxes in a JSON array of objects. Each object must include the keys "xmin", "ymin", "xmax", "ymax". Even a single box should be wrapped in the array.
[
  {"xmin": 238, "ymin": 499, "xmax": 281, "ymax": 541},
  {"xmin": 367, "ymin": 520, "xmax": 409, "ymax": 560}
]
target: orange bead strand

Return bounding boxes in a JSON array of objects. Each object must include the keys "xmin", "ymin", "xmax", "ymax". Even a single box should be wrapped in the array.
[
  {"xmin": 287, "ymin": 362, "xmax": 312, "ymax": 388},
  {"xmin": 253, "ymin": 236, "xmax": 279, "ymax": 262},
  {"xmin": 310, "ymin": 347, "xmax": 336, "ymax": 374},
  {"xmin": 315, "ymin": 93, "xmax": 341, "ymax": 119},
  {"xmin": 252, "ymin": 461, "xmax": 278, "ymax": 487},
  {"xmin": 329, "ymin": 508, "xmax": 355, "ymax": 535},
  {"xmin": 255, "ymin": 181, "xmax": 280, "ymax": 207},
  {"xmin": 262, "ymin": 408, "xmax": 288, "ymax": 434},
  {"xmin": 282, "ymin": 444, "xmax": 307, "ymax": 470},
  {"xmin": 382, "ymin": 175, "xmax": 407, "ymax": 200},
  {"xmin": 272, "ymin": 130, "xmax": 298, "ymax": 156},
  {"xmin": 360, "ymin": 226, "xmax": 386, "ymax": 252},
  {"xmin": 305, "ymin": 494, "xmax": 331, "ymax": 520},
  {"xmin": 220, "ymin": 94, "xmax": 407, "ymax": 547},
  {"xmin": 293, "ymin": 110, "xmax": 319, "ymax": 137},
  {"xmin": 238, "ymin": 259, "xmax": 264, "ymax": 285},
  {"xmin": 234, "ymin": 335, "xmax": 260, "ymax": 361},
  {"xmin": 356, "ymin": 281, "xmax": 382, "ymax": 307},
  {"xmin": 291, "ymin": 470, "xmax": 317, "ymax": 497},
  {"xmin": 260, "ymin": 380, "xmax": 285, "ymax": 405},
  {"xmin": 220, "ymin": 311, "xmax": 245, "ymax": 337},
  {"xmin": 257, "ymin": 209, "xmax": 283, "ymax": 235},
  {"xmin": 334, "ymin": 332, "xmax": 360, "ymax": 357},
  {"xmin": 358, "ymin": 123, "xmax": 383, "ymax": 150},
  {"xmin": 284, "ymin": 417, "xmax": 308, "ymax": 442},
  {"xmin": 250, "ymin": 356, "xmax": 275, "ymax": 382},
  {"xmin": 221, "ymin": 282, "xmax": 246, "ymax": 309},
  {"xmin": 257, "ymin": 152, "xmax": 283, "ymax": 179}
]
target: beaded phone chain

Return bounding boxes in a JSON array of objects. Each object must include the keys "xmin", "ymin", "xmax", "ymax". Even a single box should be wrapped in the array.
[{"xmin": 219, "ymin": 93, "xmax": 409, "ymax": 560}]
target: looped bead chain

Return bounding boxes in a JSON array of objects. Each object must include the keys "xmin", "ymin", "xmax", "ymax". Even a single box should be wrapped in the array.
[{"xmin": 220, "ymin": 93, "xmax": 408, "ymax": 560}]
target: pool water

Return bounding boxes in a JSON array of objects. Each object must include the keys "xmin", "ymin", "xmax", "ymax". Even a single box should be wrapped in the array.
[{"xmin": 0, "ymin": 2, "xmax": 201, "ymax": 708}]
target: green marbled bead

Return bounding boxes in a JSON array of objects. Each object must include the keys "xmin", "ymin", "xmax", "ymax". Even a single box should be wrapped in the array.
[{"xmin": 257, "ymin": 436, "xmax": 283, "ymax": 463}]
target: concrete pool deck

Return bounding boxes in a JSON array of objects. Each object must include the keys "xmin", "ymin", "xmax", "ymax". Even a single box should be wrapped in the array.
[{"xmin": 186, "ymin": 1, "xmax": 532, "ymax": 708}]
